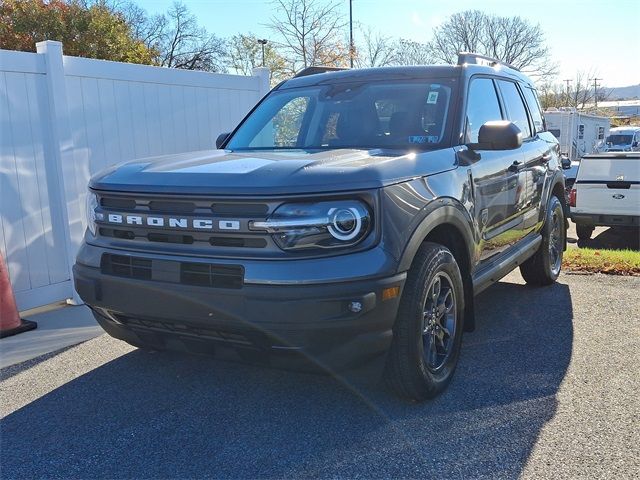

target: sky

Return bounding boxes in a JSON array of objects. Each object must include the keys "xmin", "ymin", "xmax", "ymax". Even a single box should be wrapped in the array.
[{"xmin": 136, "ymin": 0, "xmax": 640, "ymax": 87}]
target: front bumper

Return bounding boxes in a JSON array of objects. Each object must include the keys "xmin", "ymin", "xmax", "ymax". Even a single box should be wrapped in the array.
[{"xmin": 73, "ymin": 255, "xmax": 405, "ymax": 370}]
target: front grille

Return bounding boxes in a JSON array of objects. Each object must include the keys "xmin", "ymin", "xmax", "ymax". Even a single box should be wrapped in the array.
[
  {"xmin": 101, "ymin": 254, "xmax": 244, "ymax": 289},
  {"xmin": 101, "ymin": 254, "xmax": 152, "ymax": 280},
  {"xmin": 95, "ymin": 193, "xmax": 275, "ymax": 255},
  {"xmin": 180, "ymin": 262, "xmax": 243, "ymax": 289}
]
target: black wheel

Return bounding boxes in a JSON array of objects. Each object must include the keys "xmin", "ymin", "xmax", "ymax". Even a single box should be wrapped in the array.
[
  {"xmin": 520, "ymin": 195, "xmax": 565, "ymax": 285},
  {"xmin": 576, "ymin": 224, "xmax": 594, "ymax": 241},
  {"xmin": 384, "ymin": 242, "xmax": 465, "ymax": 402}
]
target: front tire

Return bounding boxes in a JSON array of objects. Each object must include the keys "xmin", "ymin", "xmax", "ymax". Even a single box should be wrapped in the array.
[
  {"xmin": 384, "ymin": 242, "xmax": 465, "ymax": 402},
  {"xmin": 520, "ymin": 195, "xmax": 565, "ymax": 285}
]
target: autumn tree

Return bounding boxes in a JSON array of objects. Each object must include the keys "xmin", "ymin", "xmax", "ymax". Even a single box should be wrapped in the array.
[
  {"xmin": 427, "ymin": 10, "xmax": 556, "ymax": 77},
  {"xmin": 227, "ymin": 34, "xmax": 289, "ymax": 85},
  {"xmin": 0, "ymin": 0, "xmax": 156, "ymax": 64},
  {"xmin": 267, "ymin": 0, "xmax": 349, "ymax": 73}
]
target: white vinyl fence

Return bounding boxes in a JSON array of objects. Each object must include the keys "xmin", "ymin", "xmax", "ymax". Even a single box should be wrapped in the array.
[{"xmin": 0, "ymin": 41, "xmax": 270, "ymax": 311}]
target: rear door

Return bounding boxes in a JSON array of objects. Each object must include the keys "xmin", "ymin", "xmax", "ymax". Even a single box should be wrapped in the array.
[{"xmin": 574, "ymin": 154, "xmax": 640, "ymax": 217}]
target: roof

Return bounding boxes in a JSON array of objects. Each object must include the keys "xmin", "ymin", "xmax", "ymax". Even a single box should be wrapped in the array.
[{"xmin": 279, "ymin": 63, "xmax": 533, "ymax": 90}]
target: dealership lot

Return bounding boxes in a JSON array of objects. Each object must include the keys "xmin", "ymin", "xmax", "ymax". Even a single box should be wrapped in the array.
[{"xmin": 1, "ymin": 270, "xmax": 638, "ymax": 479}]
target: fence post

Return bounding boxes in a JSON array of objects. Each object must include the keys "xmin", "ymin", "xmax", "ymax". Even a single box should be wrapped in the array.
[
  {"xmin": 252, "ymin": 67, "xmax": 271, "ymax": 97},
  {"xmin": 36, "ymin": 40, "xmax": 82, "ymax": 304}
]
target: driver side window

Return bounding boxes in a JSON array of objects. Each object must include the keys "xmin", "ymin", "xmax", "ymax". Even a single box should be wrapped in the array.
[{"xmin": 465, "ymin": 78, "xmax": 503, "ymax": 143}]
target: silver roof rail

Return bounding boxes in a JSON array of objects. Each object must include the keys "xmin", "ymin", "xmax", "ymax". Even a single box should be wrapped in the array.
[{"xmin": 457, "ymin": 52, "xmax": 520, "ymax": 72}]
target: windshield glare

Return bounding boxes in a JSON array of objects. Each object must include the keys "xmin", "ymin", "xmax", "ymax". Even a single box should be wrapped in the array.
[
  {"xmin": 226, "ymin": 79, "xmax": 455, "ymax": 151},
  {"xmin": 607, "ymin": 134, "xmax": 633, "ymax": 145}
]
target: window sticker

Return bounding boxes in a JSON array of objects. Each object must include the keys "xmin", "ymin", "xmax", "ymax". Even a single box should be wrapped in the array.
[
  {"xmin": 409, "ymin": 135, "xmax": 440, "ymax": 144},
  {"xmin": 427, "ymin": 91, "xmax": 439, "ymax": 104}
]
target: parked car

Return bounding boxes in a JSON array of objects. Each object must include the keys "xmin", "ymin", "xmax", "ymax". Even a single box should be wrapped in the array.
[
  {"xmin": 74, "ymin": 53, "xmax": 568, "ymax": 401},
  {"xmin": 604, "ymin": 127, "xmax": 640, "ymax": 153},
  {"xmin": 570, "ymin": 152, "xmax": 640, "ymax": 239}
]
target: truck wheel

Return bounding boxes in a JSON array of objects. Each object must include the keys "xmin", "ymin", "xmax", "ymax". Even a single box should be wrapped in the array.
[
  {"xmin": 384, "ymin": 242, "xmax": 464, "ymax": 402},
  {"xmin": 576, "ymin": 224, "xmax": 594, "ymax": 241},
  {"xmin": 520, "ymin": 195, "xmax": 565, "ymax": 286}
]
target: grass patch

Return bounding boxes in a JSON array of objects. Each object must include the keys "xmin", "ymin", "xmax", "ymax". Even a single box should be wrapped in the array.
[{"xmin": 563, "ymin": 248, "xmax": 640, "ymax": 275}]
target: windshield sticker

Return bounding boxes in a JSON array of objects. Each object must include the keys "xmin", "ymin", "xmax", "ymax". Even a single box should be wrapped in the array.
[
  {"xmin": 427, "ymin": 91, "xmax": 439, "ymax": 104},
  {"xmin": 409, "ymin": 135, "xmax": 439, "ymax": 144}
]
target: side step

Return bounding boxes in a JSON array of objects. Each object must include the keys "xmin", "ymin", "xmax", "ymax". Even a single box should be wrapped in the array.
[{"xmin": 472, "ymin": 234, "xmax": 542, "ymax": 295}]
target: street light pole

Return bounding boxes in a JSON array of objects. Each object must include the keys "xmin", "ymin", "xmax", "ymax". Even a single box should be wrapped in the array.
[
  {"xmin": 349, "ymin": 0, "xmax": 354, "ymax": 68},
  {"xmin": 563, "ymin": 79, "xmax": 572, "ymax": 107},
  {"xmin": 257, "ymin": 39, "xmax": 268, "ymax": 67}
]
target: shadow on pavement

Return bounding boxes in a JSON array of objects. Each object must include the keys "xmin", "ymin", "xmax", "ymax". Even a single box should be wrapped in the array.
[
  {"xmin": 571, "ymin": 226, "xmax": 640, "ymax": 250},
  {"xmin": 0, "ymin": 281, "xmax": 573, "ymax": 479}
]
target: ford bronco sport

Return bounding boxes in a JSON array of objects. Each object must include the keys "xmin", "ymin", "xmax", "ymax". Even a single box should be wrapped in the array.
[{"xmin": 74, "ymin": 53, "xmax": 568, "ymax": 401}]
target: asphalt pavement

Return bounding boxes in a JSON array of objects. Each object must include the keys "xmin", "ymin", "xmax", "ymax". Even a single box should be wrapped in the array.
[{"xmin": 1, "ymin": 271, "xmax": 638, "ymax": 479}]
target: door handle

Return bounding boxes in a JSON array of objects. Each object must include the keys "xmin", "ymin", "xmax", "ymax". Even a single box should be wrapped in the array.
[{"xmin": 507, "ymin": 161, "xmax": 522, "ymax": 172}]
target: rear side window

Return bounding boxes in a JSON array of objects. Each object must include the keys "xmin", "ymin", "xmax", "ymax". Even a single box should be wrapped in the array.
[
  {"xmin": 465, "ymin": 78, "xmax": 503, "ymax": 143},
  {"xmin": 521, "ymin": 87, "xmax": 544, "ymax": 133},
  {"xmin": 497, "ymin": 80, "xmax": 532, "ymax": 139}
]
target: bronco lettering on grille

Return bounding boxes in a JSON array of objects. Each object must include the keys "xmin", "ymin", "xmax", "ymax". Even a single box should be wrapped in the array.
[{"xmin": 104, "ymin": 214, "xmax": 240, "ymax": 231}]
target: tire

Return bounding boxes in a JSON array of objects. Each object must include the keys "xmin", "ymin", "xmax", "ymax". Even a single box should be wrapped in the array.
[
  {"xmin": 576, "ymin": 224, "xmax": 594, "ymax": 241},
  {"xmin": 384, "ymin": 242, "xmax": 465, "ymax": 402},
  {"xmin": 520, "ymin": 195, "xmax": 565, "ymax": 286}
]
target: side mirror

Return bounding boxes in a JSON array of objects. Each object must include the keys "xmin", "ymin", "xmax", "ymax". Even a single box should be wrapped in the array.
[
  {"xmin": 467, "ymin": 121, "xmax": 523, "ymax": 151},
  {"xmin": 632, "ymin": 141, "xmax": 639, "ymax": 148},
  {"xmin": 561, "ymin": 156, "xmax": 572, "ymax": 169},
  {"xmin": 216, "ymin": 132, "xmax": 230, "ymax": 149}
]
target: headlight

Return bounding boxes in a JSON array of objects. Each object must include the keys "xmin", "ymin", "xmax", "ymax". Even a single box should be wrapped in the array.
[
  {"xmin": 85, "ymin": 191, "xmax": 99, "ymax": 236},
  {"xmin": 250, "ymin": 200, "xmax": 372, "ymax": 251}
]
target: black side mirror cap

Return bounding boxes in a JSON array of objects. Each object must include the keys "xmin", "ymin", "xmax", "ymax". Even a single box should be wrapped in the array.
[
  {"xmin": 467, "ymin": 121, "xmax": 523, "ymax": 151},
  {"xmin": 561, "ymin": 157, "xmax": 572, "ymax": 169},
  {"xmin": 216, "ymin": 132, "xmax": 230, "ymax": 149}
]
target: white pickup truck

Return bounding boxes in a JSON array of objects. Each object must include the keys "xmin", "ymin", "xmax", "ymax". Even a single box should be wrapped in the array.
[{"xmin": 570, "ymin": 153, "xmax": 640, "ymax": 240}]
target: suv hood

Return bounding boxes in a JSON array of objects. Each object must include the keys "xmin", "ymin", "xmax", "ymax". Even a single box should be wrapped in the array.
[{"xmin": 90, "ymin": 148, "xmax": 456, "ymax": 195}]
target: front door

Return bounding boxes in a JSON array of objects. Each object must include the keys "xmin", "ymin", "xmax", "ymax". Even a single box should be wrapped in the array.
[{"xmin": 461, "ymin": 76, "xmax": 526, "ymax": 263}]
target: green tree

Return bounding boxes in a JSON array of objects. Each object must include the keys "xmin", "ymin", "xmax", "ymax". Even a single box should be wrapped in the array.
[
  {"xmin": 227, "ymin": 34, "xmax": 289, "ymax": 85},
  {"xmin": 0, "ymin": 0, "xmax": 156, "ymax": 64}
]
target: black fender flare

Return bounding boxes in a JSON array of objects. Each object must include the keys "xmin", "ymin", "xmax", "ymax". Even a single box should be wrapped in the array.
[
  {"xmin": 397, "ymin": 199, "xmax": 477, "ymax": 332},
  {"xmin": 398, "ymin": 199, "xmax": 475, "ymax": 273}
]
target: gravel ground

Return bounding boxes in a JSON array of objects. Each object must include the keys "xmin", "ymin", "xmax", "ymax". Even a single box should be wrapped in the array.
[{"xmin": 1, "ymin": 271, "xmax": 639, "ymax": 479}]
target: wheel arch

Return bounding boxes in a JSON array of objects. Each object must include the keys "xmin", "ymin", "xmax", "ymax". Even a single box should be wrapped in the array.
[{"xmin": 398, "ymin": 201, "xmax": 476, "ymax": 331}]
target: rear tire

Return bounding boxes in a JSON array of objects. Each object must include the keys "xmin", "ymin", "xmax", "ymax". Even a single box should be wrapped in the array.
[
  {"xmin": 384, "ymin": 242, "xmax": 464, "ymax": 402},
  {"xmin": 576, "ymin": 224, "xmax": 594, "ymax": 241},
  {"xmin": 520, "ymin": 195, "xmax": 565, "ymax": 286}
]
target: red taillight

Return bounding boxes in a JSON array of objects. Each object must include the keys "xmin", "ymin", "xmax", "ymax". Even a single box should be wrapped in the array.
[{"xmin": 569, "ymin": 188, "xmax": 577, "ymax": 207}]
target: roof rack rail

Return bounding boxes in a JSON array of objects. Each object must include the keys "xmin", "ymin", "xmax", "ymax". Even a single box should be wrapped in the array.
[
  {"xmin": 294, "ymin": 66, "xmax": 348, "ymax": 78},
  {"xmin": 457, "ymin": 52, "xmax": 520, "ymax": 72}
]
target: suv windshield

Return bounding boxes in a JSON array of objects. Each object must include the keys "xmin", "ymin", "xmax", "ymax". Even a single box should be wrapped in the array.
[
  {"xmin": 607, "ymin": 134, "xmax": 633, "ymax": 145},
  {"xmin": 226, "ymin": 78, "xmax": 456, "ymax": 151}
]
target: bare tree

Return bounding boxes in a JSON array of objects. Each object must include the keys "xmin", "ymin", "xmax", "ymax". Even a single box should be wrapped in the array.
[
  {"xmin": 354, "ymin": 28, "xmax": 396, "ymax": 68},
  {"xmin": 427, "ymin": 10, "xmax": 557, "ymax": 77},
  {"xmin": 391, "ymin": 39, "xmax": 434, "ymax": 66},
  {"xmin": 267, "ymin": 0, "xmax": 349, "ymax": 73},
  {"xmin": 153, "ymin": 2, "xmax": 227, "ymax": 71}
]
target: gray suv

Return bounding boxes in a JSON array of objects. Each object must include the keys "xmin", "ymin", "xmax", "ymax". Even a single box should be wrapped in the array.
[{"xmin": 74, "ymin": 53, "xmax": 567, "ymax": 401}]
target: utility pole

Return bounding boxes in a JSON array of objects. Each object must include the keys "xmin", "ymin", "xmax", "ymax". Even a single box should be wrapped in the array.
[
  {"xmin": 349, "ymin": 0, "xmax": 354, "ymax": 68},
  {"xmin": 591, "ymin": 77, "xmax": 602, "ymax": 110},
  {"xmin": 257, "ymin": 39, "xmax": 268, "ymax": 67},
  {"xmin": 563, "ymin": 79, "xmax": 572, "ymax": 107}
]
